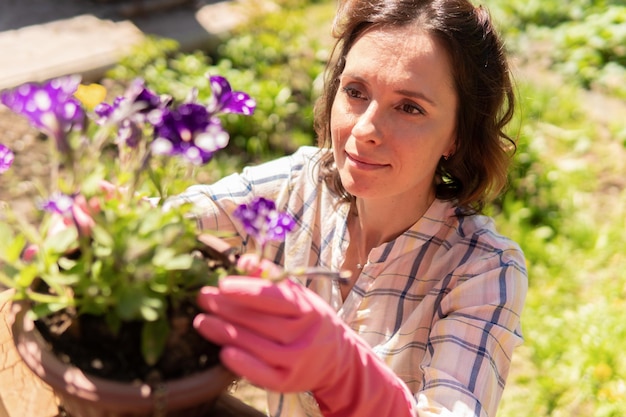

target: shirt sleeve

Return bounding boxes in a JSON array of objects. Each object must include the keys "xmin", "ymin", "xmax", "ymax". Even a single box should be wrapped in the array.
[{"xmin": 164, "ymin": 146, "xmax": 317, "ymax": 254}]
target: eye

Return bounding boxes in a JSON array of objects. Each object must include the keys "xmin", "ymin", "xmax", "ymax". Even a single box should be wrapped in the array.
[
  {"xmin": 342, "ymin": 86, "xmax": 366, "ymax": 100},
  {"xmin": 399, "ymin": 102, "xmax": 425, "ymax": 115}
]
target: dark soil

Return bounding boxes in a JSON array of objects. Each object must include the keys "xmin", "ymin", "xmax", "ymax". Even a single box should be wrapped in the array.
[{"xmin": 35, "ymin": 300, "xmax": 222, "ymax": 383}]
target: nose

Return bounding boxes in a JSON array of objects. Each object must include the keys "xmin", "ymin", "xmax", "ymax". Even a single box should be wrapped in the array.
[{"xmin": 351, "ymin": 102, "xmax": 382, "ymax": 143}]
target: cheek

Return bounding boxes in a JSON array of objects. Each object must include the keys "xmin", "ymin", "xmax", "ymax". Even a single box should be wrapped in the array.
[
  {"xmin": 330, "ymin": 102, "xmax": 347, "ymax": 146},
  {"xmin": 330, "ymin": 103, "xmax": 356, "ymax": 140},
  {"xmin": 329, "ymin": 111, "xmax": 346, "ymax": 165}
]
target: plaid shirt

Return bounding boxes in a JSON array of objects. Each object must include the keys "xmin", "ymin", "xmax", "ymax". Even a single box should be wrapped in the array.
[{"xmin": 175, "ymin": 146, "xmax": 527, "ymax": 417}]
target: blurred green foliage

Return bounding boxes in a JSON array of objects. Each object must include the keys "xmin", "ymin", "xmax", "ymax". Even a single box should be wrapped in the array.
[
  {"xmin": 493, "ymin": 75, "xmax": 626, "ymax": 416},
  {"xmin": 489, "ymin": 0, "xmax": 624, "ymax": 28},
  {"xmin": 490, "ymin": 0, "xmax": 626, "ymax": 99}
]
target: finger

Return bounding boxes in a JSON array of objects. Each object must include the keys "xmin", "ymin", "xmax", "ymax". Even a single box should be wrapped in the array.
[
  {"xmin": 236, "ymin": 253, "xmax": 264, "ymax": 276},
  {"xmin": 194, "ymin": 313, "xmax": 238, "ymax": 345},
  {"xmin": 193, "ymin": 314, "xmax": 312, "ymax": 367},
  {"xmin": 237, "ymin": 254, "xmax": 283, "ymax": 279},
  {"xmin": 196, "ymin": 285, "xmax": 220, "ymax": 312},
  {"xmin": 217, "ymin": 277, "xmax": 320, "ymax": 316},
  {"xmin": 195, "ymin": 293, "xmax": 316, "ymax": 344},
  {"xmin": 219, "ymin": 346, "xmax": 294, "ymax": 392},
  {"xmin": 197, "ymin": 279, "xmax": 302, "ymax": 316}
]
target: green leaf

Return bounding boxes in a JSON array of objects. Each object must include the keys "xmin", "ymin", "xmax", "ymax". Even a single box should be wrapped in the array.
[
  {"xmin": 116, "ymin": 287, "xmax": 142, "ymax": 320},
  {"xmin": 137, "ymin": 210, "xmax": 162, "ymax": 236},
  {"xmin": 91, "ymin": 259, "xmax": 103, "ymax": 281},
  {"xmin": 0, "ymin": 224, "xmax": 24, "ymax": 263},
  {"xmin": 165, "ymin": 254, "xmax": 194, "ymax": 270},
  {"xmin": 125, "ymin": 237, "xmax": 152, "ymax": 262},
  {"xmin": 43, "ymin": 227, "xmax": 77, "ymax": 254},
  {"xmin": 57, "ymin": 256, "xmax": 78, "ymax": 271},
  {"xmin": 50, "ymin": 271, "xmax": 81, "ymax": 286},
  {"xmin": 140, "ymin": 296, "xmax": 164, "ymax": 320},
  {"xmin": 153, "ymin": 248, "xmax": 193, "ymax": 270},
  {"xmin": 141, "ymin": 319, "xmax": 169, "ymax": 366},
  {"xmin": 139, "ymin": 305, "xmax": 159, "ymax": 322},
  {"xmin": 93, "ymin": 245, "xmax": 113, "ymax": 258},
  {"xmin": 91, "ymin": 224, "xmax": 114, "ymax": 248},
  {"xmin": 14, "ymin": 264, "xmax": 38, "ymax": 288},
  {"xmin": 149, "ymin": 281, "xmax": 168, "ymax": 293},
  {"xmin": 81, "ymin": 169, "xmax": 106, "ymax": 196},
  {"xmin": 31, "ymin": 302, "xmax": 67, "ymax": 318},
  {"xmin": 159, "ymin": 223, "xmax": 187, "ymax": 247},
  {"xmin": 0, "ymin": 265, "xmax": 18, "ymax": 288}
]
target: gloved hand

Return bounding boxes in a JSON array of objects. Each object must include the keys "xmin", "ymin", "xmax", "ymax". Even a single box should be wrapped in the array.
[{"xmin": 193, "ymin": 258, "xmax": 416, "ymax": 417}]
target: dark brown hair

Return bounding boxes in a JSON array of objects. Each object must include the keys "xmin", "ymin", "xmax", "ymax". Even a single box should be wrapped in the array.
[{"xmin": 314, "ymin": 0, "xmax": 517, "ymax": 215}]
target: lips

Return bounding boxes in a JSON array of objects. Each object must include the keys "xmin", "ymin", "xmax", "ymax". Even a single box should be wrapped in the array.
[{"xmin": 345, "ymin": 151, "xmax": 388, "ymax": 169}]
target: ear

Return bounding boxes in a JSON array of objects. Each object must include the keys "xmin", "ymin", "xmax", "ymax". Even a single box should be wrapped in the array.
[{"xmin": 442, "ymin": 140, "xmax": 457, "ymax": 160}]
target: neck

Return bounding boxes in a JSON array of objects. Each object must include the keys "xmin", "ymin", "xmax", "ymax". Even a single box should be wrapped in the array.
[
  {"xmin": 347, "ymin": 192, "xmax": 435, "ymax": 272},
  {"xmin": 353, "ymin": 191, "xmax": 435, "ymax": 248}
]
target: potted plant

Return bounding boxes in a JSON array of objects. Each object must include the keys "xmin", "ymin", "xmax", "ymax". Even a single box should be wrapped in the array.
[{"xmin": 0, "ymin": 74, "xmax": 286, "ymax": 416}]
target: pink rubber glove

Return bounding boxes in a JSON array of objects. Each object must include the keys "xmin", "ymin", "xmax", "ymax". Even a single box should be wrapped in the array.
[{"xmin": 193, "ymin": 271, "xmax": 416, "ymax": 417}]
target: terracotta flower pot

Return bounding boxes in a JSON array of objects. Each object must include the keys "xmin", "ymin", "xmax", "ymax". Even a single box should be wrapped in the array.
[{"xmin": 11, "ymin": 304, "xmax": 238, "ymax": 417}]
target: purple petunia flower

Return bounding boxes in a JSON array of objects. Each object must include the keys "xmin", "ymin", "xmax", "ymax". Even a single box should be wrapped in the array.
[
  {"xmin": 94, "ymin": 79, "xmax": 171, "ymax": 147},
  {"xmin": 233, "ymin": 197, "xmax": 296, "ymax": 246},
  {"xmin": 94, "ymin": 96, "xmax": 124, "ymax": 122},
  {"xmin": 131, "ymin": 80, "xmax": 170, "ymax": 114},
  {"xmin": 151, "ymin": 103, "xmax": 229, "ymax": 165},
  {"xmin": 39, "ymin": 192, "xmax": 74, "ymax": 215},
  {"xmin": 0, "ymin": 144, "xmax": 14, "ymax": 174},
  {"xmin": 95, "ymin": 79, "xmax": 169, "ymax": 122},
  {"xmin": 149, "ymin": 76, "xmax": 256, "ymax": 166},
  {"xmin": 0, "ymin": 76, "xmax": 84, "ymax": 154},
  {"xmin": 207, "ymin": 75, "xmax": 256, "ymax": 116}
]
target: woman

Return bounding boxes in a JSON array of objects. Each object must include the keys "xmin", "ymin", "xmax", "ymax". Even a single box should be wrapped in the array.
[{"xmin": 185, "ymin": 0, "xmax": 528, "ymax": 416}]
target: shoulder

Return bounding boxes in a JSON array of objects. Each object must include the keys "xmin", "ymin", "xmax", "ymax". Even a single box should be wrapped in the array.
[
  {"xmin": 428, "ymin": 204, "xmax": 528, "ymax": 315},
  {"xmin": 458, "ymin": 214, "xmax": 524, "ymax": 262},
  {"xmin": 428, "ymin": 201, "xmax": 526, "ymax": 272},
  {"xmin": 444, "ymin": 214, "xmax": 527, "ymax": 301}
]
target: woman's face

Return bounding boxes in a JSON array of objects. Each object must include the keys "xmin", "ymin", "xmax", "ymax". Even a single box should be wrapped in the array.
[{"xmin": 331, "ymin": 26, "xmax": 458, "ymax": 206}]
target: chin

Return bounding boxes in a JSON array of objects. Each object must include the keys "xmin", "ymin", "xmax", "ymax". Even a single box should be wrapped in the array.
[{"xmin": 342, "ymin": 183, "xmax": 371, "ymax": 199}]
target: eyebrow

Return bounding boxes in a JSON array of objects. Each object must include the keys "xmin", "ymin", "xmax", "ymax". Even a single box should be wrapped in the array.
[
  {"xmin": 341, "ymin": 73, "xmax": 437, "ymax": 107},
  {"xmin": 395, "ymin": 89, "xmax": 437, "ymax": 107}
]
